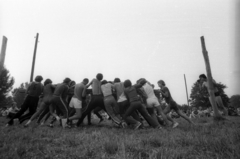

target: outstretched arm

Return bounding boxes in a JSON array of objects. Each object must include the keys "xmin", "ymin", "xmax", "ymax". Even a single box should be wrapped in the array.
[
  {"xmin": 86, "ymin": 79, "xmax": 93, "ymax": 88},
  {"xmin": 82, "ymin": 85, "xmax": 87, "ymax": 98},
  {"xmin": 159, "ymin": 87, "xmax": 169, "ymax": 98}
]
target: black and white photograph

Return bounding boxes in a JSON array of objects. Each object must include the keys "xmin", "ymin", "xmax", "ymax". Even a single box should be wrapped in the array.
[{"xmin": 0, "ymin": 0, "xmax": 240, "ymax": 158}]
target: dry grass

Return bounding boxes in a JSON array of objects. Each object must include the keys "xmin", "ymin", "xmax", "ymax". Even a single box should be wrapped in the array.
[{"xmin": 0, "ymin": 116, "xmax": 239, "ymax": 159}]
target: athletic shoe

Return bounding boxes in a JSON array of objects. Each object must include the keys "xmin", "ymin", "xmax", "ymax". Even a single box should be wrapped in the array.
[
  {"xmin": 65, "ymin": 124, "xmax": 72, "ymax": 128},
  {"xmin": 133, "ymin": 122, "xmax": 142, "ymax": 130},
  {"xmin": 5, "ymin": 124, "xmax": 10, "ymax": 127},
  {"xmin": 121, "ymin": 122, "xmax": 128, "ymax": 128},
  {"xmin": 156, "ymin": 125, "xmax": 162, "ymax": 129},
  {"xmin": 172, "ymin": 122, "xmax": 179, "ymax": 128},
  {"xmin": 24, "ymin": 124, "xmax": 29, "ymax": 128},
  {"xmin": 98, "ymin": 118, "xmax": 104, "ymax": 124}
]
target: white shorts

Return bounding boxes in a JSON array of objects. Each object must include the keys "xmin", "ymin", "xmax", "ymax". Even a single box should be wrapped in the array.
[
  {"xmin": 69, "ymin": 97, "xmax": 82, "ymax": 109},
  {"xmin": 146, "ymin": 98, "xmax": 160, "ymax": 108}
]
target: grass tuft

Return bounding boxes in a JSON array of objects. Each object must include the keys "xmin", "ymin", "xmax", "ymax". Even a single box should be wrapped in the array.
[
  {"xmin": 104, "ymin": 140, "xmax": 119, "ymax": 155},
  {"xmin": 0, "ymin": 116, "xmax": 239, "ymax": 159}
]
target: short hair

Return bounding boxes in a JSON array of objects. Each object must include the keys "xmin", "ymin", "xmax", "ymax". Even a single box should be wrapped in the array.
[
  {"xmin": 124, "ymin": 80, "xmax": 132, "ymax": 88},
  {"xmin": 69, "ymin": 81, "xmax": 76, "ymax": 87},
  {"xmin": 63, "ymin": 78, "xmax": 71, "ymax": 84},
  {"xmin": 114, "ymin": 78, "xmax": 121, "ymax": 83},
  {"xmin": 35, "ymin": 75, "xmax": 43, "ymax": 82},
  {"xmin": 199, "ymin": 74, "xmax": 207, "ymax": 79},
  {"xmin": 158, "ymin": 80, "xmax": 165, "ymax": 86},
  {"xmin": 108, "ymin": 81, "xmax": 113, "ymax": 84},
  {"xmin": 44, "ymin": 79, "xmax": 52, "ymax": 86},
  {"xmin": 139, "ymin": 78, "xmax": 147, "ymax": 85},
  {"xmin": 83, "ymin": 78, "xmax": 89, "ymax": 83},
  {"xmin": 101, "ymin": 80, "xmax": 108, "ymax": 85},
  {"xmin": 96, "ymin": 73, "xmax": 103, "ymax": 81},
  {"xmin": 136, "ymin": 78, "xmax": 144, "ymax": 84}
]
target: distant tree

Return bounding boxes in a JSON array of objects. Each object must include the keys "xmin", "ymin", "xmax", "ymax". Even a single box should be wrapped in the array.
[
  {"xmin": 0, "ymin": 67, "xmax": 14, "ymax": 102},
  {"xmin": 230, "ymin": 95, "xmax": 240, "ymax": 108},
  {"xmin": 190, "ymin": 80, "xmax": 230, "ymax": 109}
]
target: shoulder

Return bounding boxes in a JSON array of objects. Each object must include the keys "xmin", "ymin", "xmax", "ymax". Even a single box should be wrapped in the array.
[
  {"xmin": 76, "ymin": 83, "xmax": 82, "ymax": 87},
  {"xmin": 108, "ymin": 83, "xmax": 113, "ymax": 87},
  {"xmin": 62, "ymin": 84, "xmax": 68, "ymax": 89},
  {"xmin": 162, "ymin": 86, "xmax": 169, "ymax": 91}
]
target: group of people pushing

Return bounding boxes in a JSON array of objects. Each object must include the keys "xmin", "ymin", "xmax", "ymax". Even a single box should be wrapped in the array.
[{"xmin": 7, "ymin": 73, "xmax": 213, "ymax": 130}]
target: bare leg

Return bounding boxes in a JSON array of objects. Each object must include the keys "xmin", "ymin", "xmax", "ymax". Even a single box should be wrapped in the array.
[
  {"xmin": 155, "ymin": 105, "xmax": 171, "ymax": 126},
  {"xmin": 215, "ymin": 96, "xmax": 228, "ymax": 116},
  {"xmin": 69, "ymin": 108, "xmax": 82, "ymax": 121},
  {"xmin": 176, "ymin": 110, "xmax": 195, "ymax": 125},
  {"xmin": 163, "ymin": 106, "xmax": 175, "ymax": 124}
]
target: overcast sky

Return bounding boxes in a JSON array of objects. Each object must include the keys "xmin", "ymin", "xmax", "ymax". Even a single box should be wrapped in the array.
[{"xmin": 1, "ymin": 0, "xmax": 239, "ymax": 105}]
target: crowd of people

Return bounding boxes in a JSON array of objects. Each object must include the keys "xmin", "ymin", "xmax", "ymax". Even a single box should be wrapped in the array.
[{"xmin": 2, "ymin": 73, "xmax": 234, "ymax": 130}]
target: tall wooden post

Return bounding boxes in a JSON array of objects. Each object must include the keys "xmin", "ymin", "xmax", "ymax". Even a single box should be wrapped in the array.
[
  {"xmin": 184, "ymin": 74, "xmax": 190, "ymax": 107},
  {"xmin": 200, "ymin": 36, "xmax": 222, "ymax": 118},
  {"xmin": 0, "ymin": 36, "xmax": 8, "ymax": 74},
  {"xmin": 30, "ymin": 33, "xmax": 39, "ymax": 82}
]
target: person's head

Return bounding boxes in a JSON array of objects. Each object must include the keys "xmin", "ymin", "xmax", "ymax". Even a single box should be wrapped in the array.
[
  {"xmin": 139, "ymin": 78, "xmax": 147, "ymax": 86},
  {"xmin": 69, "ymin": 81, "xmax": 76, "ymax": 87},
  {"xmin": 35, "ymin": 75, "xmax": 43, "ymax": 82},
  {"xmin": 82, "ymin": 78, "xmax": 89, "ymax": 85},
  {"xmin": 108, "ymin": 81, "xmax": 113, "ymax": 84},
  {"xmin": 96, "ymin": 73, "xmax": 103, "ymax": 81},
  {"xmin": 199, "ymin": 74, "xmax": 207, "ymax": 82},
  {"xmin": 44, "ymin": 79, "xmax": 52, "ymax": 86},
  {"xmin": 151, "ymin": 84, "xmax": 155, "ymax": 88},
  {"xmin": 157, "ymin": 80, "xmax": 165, "ymax": 88},
  {"xmin": 136, "ymin": 78, "xmax": 144, "ymax": 84},
  {"xmin": 124, "ymin": 80, "xmax": 132, "ymax": 88},
  {"xmin": 63, "ymin": 78, "xmax": 71, "ymax": 85},
  {"xmin": 101, "ymin": 80, "xmax": 108, "ymax": 85},
  {"xmin": 114, "ymin": 78, "xmax": 121, "ymax": 83}
]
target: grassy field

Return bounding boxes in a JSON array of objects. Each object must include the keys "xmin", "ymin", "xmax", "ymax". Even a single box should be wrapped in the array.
[{"xmin": 0, "ymin": 116, "xmax": 240, "ymax": 159}]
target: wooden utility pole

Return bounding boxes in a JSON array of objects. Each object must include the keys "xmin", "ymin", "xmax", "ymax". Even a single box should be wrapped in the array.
[
  {"xmin": 0, "ymin": 36, "xmax": 8, "ymax": 74},
  {"xmin": 30, "ymin": 33, "xmax": 39, "ymax": 82},
  {"xmin": 184, "ymin": 74, "xmax": 190, "ymax": 107},
  {"xmin": 200, "ymin": 36, "xmax": 222, "ymax": 118}
]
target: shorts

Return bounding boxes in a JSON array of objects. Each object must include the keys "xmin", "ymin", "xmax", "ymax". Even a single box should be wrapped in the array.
[
  {"xmin": 69, "ymin": 97, "xmax": 82, "ymax": 109},
  {"xmin": 168, "ymin": 100, "xmax": 179, "ymax": 112},
  {"xmin": 146, "ymin": 98, "xmax": 160, "ymax": 108}
]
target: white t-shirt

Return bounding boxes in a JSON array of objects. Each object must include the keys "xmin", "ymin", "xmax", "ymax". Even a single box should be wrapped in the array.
[
  {"xmin": 142, "ymin": 83, "xmax": 157, "ymax": 99},
  {"xmin": 101, "ymin": 83, "xmax": 113, "ymax": 97}
]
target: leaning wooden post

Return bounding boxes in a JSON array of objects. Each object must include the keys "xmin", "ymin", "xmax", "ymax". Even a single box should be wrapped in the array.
[
  {"xmin": 184, "ymin": 74, "xmax": 190, "ymax": 107},
  {"xmin": 0, "ymin": 36, "xmax": 8, "ymax": 74},
  {"xmin": 30, "ymin": 33, "xmax": 39, "ymax": 82},
  {"xmin": 200, "ymin": 36, "xmax": 222, "ymax": 119}
]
